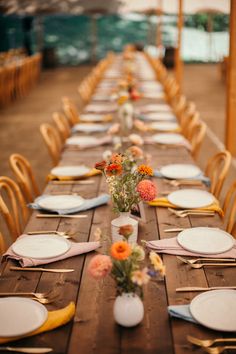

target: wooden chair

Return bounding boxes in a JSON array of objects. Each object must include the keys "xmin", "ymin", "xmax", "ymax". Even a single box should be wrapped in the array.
[
  {"xmin": 40, "ymin": 123, "xmax": 62, "ymax": 166},
  {"xmin": 0, "ymin": 232, "xmax": 6, "ymax": 255},
  {"xmin": 52, "ymin": 112, "xmax": 71, "ymax": 142},
  {"xmin": 0, "ymin": 176, "xmax": 29, "ymax": 241},
  {"xmin": 189, "ymin": 120, "xmax": 206, "ymax": 160},
  {"xmin": 222, "ymin": 181, "xmax": 236, "ymax": 234},
  {"xmin": 205, "ymin": 151, "xmax": 232, "ymax": 199},
  {"xmin": 62, "ymin": 98, "xmax": 80, "ymax": 126},
  {"xmin": 9, "ymin": 153, "xmax": 40, "ymax": 203}
]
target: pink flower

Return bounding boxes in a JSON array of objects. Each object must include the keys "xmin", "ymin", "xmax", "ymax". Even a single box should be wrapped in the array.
[
  {"xmin": 134, "ymin": 119, "xmax": 148, "ymax": 132},
  {"xmin": 127, "ymin": 146, "xmax": 144, "ymax": 159},
  {"xmin": 137, "ymin": 180, "xmax": 157, "ymax": 201},
  {"xmin": 128, "ymin": 134, "xmax": 144, "ymax": 146},
  {"xmin": 87, "ymin": 255, "xmax": 112, "ymax": 279},
  {"xmin": 108, "ymin": 123, "xmax": 120, "ymax": 135}
]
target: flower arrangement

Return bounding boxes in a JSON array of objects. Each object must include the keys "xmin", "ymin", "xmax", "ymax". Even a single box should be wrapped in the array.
[
  {"xmin": 87, "ymin": 227, "xmax": 165, "ymax": 297},
  {"xmin": 95, "ymin": 152, "xmax": 157, "ymax": 213}
]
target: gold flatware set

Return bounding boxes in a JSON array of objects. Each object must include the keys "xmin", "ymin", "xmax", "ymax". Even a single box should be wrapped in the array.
[
  {"xmin": 10, "ymin": 266, "xmax": 74, "ymax": 273},
  {"xmin": 0, "ymin": 347, "xmax": 53, "ymax": 353},
  {"xmin": 168, "ymin": 207, "xmax": 215, "ymax": 218},
  {"xmin": 0, "ymin": 289, "xmax": 60, "ymax": 304},
  {"xmin": 187, "ymin": 335, "xmax": 236, "ymax": 353},
  {"xmin": 36, "ymin": 214, "xmax": 87, "ymax": 219}
]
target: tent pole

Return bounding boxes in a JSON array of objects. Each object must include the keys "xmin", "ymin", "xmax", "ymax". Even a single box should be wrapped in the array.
[
  {"xmin": 175, "ymin": 0, "xmax": 183, "ymax": 90},
  {"xmin": 226, "ymin": 0, "xmax": 236, "ymax": 156},
  {"xmin": 156, "ymin": 0, "xmax": 163, "ymax": 56}
]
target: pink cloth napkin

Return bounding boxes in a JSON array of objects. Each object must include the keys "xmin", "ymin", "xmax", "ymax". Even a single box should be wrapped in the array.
[
  {"xmin": 147, "ymin": 237, "xmax": 236, "ymax": 258},
  {"xmin": 144, "ymin": 136, "xmax": 192, "ymax": 150},
  {"xmin": 3, "ymin": 235, "xmax": 100, "ymax": 267}
]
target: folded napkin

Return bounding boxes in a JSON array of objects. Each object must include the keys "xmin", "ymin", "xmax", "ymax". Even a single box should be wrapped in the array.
[
  {"xmin": 28, "ymin": 194, "xmax": 110, "ymax": 215},
  {"xmin": 148, "ymin": 197, "xmax": 223, "ymax": 217},
  {"xmin": 3, "ymin": 236, "xmax": 100, "ymax": 266},
  {"xmin": 168, "ymin": 305, "xmax": 197, "ymax": 323},
  {"xmin": 47, "ymin": 168, "xmax": 101, "ymax": 182},
  {"xmin": 66, "ymin": 136, "xmax": 112, "ymax": 150},
  {"xmin": 153, "ymin": 170, "xmax": 211, "ymax": 187},
  {"xmin": 0, "ymin": 302, "xmax": 75, "ymax": 344},
  {"xmin": 146, "ymin": 237, "xmax": 236, "ymax": 258}
]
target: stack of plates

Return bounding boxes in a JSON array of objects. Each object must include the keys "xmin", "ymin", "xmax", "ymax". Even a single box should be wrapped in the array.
[
  {"xmin": 160, "ymin": 164, "xmax": 202, "ymax": 179},
  {"xmin": 152, "ymin": 133, "xmax": 186, "ymax": 145},
  {"xmin": 51, "ymin": 165, "xmax": 90, "ymax": 178},
  {"xmin": 149, "ymin": 122, "xmax": 179, "ymax": 132},
  {"xmin": 167, "ymin": 189, "xmax": 215, "ymax": 209}
]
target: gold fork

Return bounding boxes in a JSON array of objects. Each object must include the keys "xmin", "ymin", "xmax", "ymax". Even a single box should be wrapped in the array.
[
  {"xmin": 27, "ymin": 230, "xmax": 77, "ymax": 241},
  {"xmin": 0, "ymin": 288, "xmax": 59, "ymax": 299},
  {"xmin": 187, "ymin": 335, "xmax": 236, "ymax": 348},
  {"xmin": 168, "ymin": 208, "xmax": 215, "ymax": 217},
  {"xmin": 204, "ymin": 346, "xmax": 236, "ymax": 353},
  {"xmin": 190, "ymin": 263, "xmax": 236, "ymax": 269},
  {"xmin": 0, "ymin": 347, "xmax": 53, "ymax": 353},
  {"xmin": 165, "ymin": 179, "xmax": 203, "ymax": 187},
  {"xmin": 177, "ymin": 256, "xmax": 235, "ymax": 265}
]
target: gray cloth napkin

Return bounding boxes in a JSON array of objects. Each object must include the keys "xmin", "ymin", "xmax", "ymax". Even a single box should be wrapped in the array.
[
  {"xmin": 153, "ymin": 169, "xmax": 211, "ymax": 187},
  {"xmin": 28, "ymin": 193, "xmax": 110, "ymax": 215},
  {"xmin": 168, "ymin": 305, "xmax": 197, "ymax": 323}
]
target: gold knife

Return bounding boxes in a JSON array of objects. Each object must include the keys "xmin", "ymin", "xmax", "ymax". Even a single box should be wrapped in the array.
[
  {"xmin": 10, "ymin": 266, "xmax": 74, "ymax": 273},
  {"xmin": 36, "ymin": 214, "xmax": 87, "ymax": 218},
  {"xmin": 0, "ymin": 348, "xmax": 53, "ymax": 353},
  {"xmin": 176, "ymin": 286, "xmax": 236, "ymax": 292}
]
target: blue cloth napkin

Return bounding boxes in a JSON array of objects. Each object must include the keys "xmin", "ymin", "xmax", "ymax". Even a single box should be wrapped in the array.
[
  {"xmin": 153, "ymin": 169, "xmax": 211, "ymax": 188},
  {"xmin": 28, "ymin": 194, "xmax": 110, "ymax": 215},
  {"xmin": 168, "ymin": 305, "xmax": 197, "ymax": 323}
]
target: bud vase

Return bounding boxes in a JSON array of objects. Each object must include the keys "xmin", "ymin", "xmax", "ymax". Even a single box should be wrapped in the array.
[
  {"xmin": 118, "ymin": 102, "xmax": 134, "ymax": 136},
  {"xmin": 111, "ymin": 212, "xmax": 138, "ymax": 243},
  {"xmin": 113, "ymin": 293, "xmax": 144, "ymax": 327}
]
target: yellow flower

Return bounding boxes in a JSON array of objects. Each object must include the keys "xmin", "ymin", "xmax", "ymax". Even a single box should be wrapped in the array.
[
  {"xmin": 137, "ymin": 164, "xmax": 153, "ymax": 176},
  {"xmin": 149, "ymin": 251, "xmax": 166, "ymax": 276},
  {"xmin": 118, "ymin": 95, "xmax": 128, "ymax": 105}
]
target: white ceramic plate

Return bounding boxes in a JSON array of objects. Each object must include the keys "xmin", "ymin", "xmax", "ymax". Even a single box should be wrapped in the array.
[
  {"xmin": 73, "ymin": 123, "xmax": 108, "ymax": 133},
  {"xmin": 149, "ymin": 122, "xmax": 180, "ymax": 132},
  {"xmin": 144, "ymin": 92, "xmax": 164, "ymax": 99},
  {"xmin": 152, "ymin": 133, "xmax": 185, "ymax": 145},
  {"xmin": 12, "ymin": 234, "xmax": 71, "ymax": 259},
  {"xmin": 143, "ymin": 113, "xmax": 176, "ymax": 121},
  {"xmin": 80, "ymin": 114, "xmax": 105, "ymax": 122},
  {"xmin": 66, "ymin": 136, "xmax": 98, "ymax": 146},
  {"xmin": 167, "ymin": 189, "xmax": 215, "ymax": 209},
  {"xmin": 160, "ymin": 164, "xmax": 202, "ymax": 179},
  {"xmin": 50, "ymin": 165, "xmax": 90, "ymax": 177},
  {"xmin": 0, "ymin": 297, "xmax": 48, "ymax": 337},
  {"xmin": 141, "ymin": 104, "xmax": 172, "ymax": 113},
  {"xmin": 190, "ymin": 290, "xmax": 236, "ymax": 331},
  {"xmin": 177, "ymin": 227, "xmax": 234, "ymax": 254},
  {"xmin": 37, "ymin": 195, "xmax": 85, "ymax": 210},
  {"xmin": 85, "ymin": 105, "xmax": 115, "ymax": 113}
]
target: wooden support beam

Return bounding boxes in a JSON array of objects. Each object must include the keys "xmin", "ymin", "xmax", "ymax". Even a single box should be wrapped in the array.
[
  {"xmin": 226, "ymin": 0, "xmax": 236, "ymax": 156},
  {"xmin": 175, "ymin": 0, "xmax": 183, "ymax": 90}
]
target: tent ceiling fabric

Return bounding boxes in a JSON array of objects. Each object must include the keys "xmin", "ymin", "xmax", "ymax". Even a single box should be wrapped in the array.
[{"xmin": 0, "ymin": 0, "xmax": 230, "ymax": 15}]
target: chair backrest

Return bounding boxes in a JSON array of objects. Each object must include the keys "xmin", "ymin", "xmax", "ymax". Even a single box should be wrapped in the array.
[
  {"xmin": 189, "ymin": 120, "xmax": 206, "ymax": 159},
  {"xmin": 222, "ymin": 180, "xmax": 236, "ymax": 234},
  {"xmin": 0, "ymin": 232, "xmax": 6, "ymax": 255},
  {"xmin": 205, "ymin": 150, "xmax": 232, "ymax": 199},
  {"xmin": 52, "ymin": 112, "xmax": 71, "ymax": 142},
  {"xmin": 9, "ymin": 153, "xmax": 40, "ymax": 203},
  {"xmin": 62, "ymin": 98, "xmax": 80, "ymax": 126},
  {"xmin": 40, "ymin": 123, "xmax": 62, "ymax": 166},
  {"xmin": 0, "ymin": 176, "xmax": 29, "ymax": 241}
]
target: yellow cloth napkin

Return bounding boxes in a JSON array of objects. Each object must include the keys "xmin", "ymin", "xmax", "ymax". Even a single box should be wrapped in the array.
[
  {"xmin": 47, "ymin": 168, "xmax": 101, "ymax": 181},
  {"xmin": 148, "ymin": 197, "xmax": 224, "ymax": 217},
  {"xmin": 0, "ymin": 302, "xmax": 75, "ymax": 344}
]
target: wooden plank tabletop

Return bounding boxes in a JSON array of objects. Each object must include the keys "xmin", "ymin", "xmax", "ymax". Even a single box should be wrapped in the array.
[{"xmin": 0, "ymin": 54, "xmax": 234, "ymax": 354}]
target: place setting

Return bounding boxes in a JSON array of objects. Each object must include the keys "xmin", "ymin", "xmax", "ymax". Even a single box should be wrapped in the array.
[
  {"xmin": 65, "ymin": 135, "xmax": 113, "ymax": 150},
  {"xmin": 138, "ymin": 111, "xmax": 177, "ymax": 122},
  {"xmin": 79, "ymin": 113, "xmax": 113, "ymax": 123},
  {"xmin": 71, "ymin": 122, "xmax": 112, "ymax": 134},
  {"xmin": 47, "ymin": 164, "xmax": 101, "ymax": 182}
]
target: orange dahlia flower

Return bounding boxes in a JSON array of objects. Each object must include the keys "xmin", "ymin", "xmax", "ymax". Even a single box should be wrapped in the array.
[
  {"xmin": 111, "ymin": 241, "xmax": 131, "ymax": 260},
  {"xmin": 106, "ymin": 163, "xmax": 122, "ymax": 176},
  {"xmin": 137, "ymin": 164, "xmax": 153, "ymax": 176}
]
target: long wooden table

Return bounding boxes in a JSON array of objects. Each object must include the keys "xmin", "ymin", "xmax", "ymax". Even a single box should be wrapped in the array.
[{"xmin": 0, "ymin": 55, "xmax": 235, "ymax": 354}]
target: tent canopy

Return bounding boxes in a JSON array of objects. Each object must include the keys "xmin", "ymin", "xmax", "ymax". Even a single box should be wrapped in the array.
[{"xmin": 0, "ymin": 0, "xmax": 230, "ymax": 16}]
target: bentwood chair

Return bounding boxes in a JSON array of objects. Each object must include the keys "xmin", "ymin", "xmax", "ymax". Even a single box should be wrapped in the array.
[
  {"xmin": 62, "ymin": 97, "xmax": 80, "ymax": 126},
  {"xmin": 205, "ymin": 151, "xmax": 232, "ymax": 199},
  {"xmin": 9, "ymin": 153, "xmax": 40, "ymax": 203},
  {"xmin": 222, "ymin": 181, "xmax": 236, "ymax": 235},
  {"xmin": 189, "ymin": 120, "xmax": 207, "ymax": 160},
  {"xmin": 52, "ymin": 112, "xmax": 71, "ymax": 142},
  {"xmin": 0, "ymin": 176, "xmax": 29, "ymax": 241},
  {"xmin": 40, "ymin": 123, "xmax": 62, "ymax": 166},
  {"xmin": 0, "ymin": 232, "xmax": 6, "ymax": 255}
]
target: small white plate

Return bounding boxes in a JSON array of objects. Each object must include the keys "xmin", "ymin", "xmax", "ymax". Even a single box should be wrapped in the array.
[
  {"xmin": 50, "ymin": 165, "xmax": 90, "ymax": 177},
  {"xmin": 38, "ymin": 195, "xmax": 85, "ymax": 210},
  {"xmin": 73, "ymin": 123, "xmax": 108, "ymax": 133},
  {"xmin": 141, "ymin": 104, "xmax": 172, "ymax": 113},
  {"xmin": 177, "ymin": 227, "xmax": 234, "ymax": 254},
  {"xmin": 167, "ymin": 189, "xmax": 215, "ymax": 209},
  {"xmin": 160, "ymin": 164, "xmax": 202, "ymax": 179},
  {"xmin": 143, "ymin": 113, "xmax": 176, "ymax": 121},
  {"xmin": 66, "ymin": 136, "xmax": 98, "ymax": 146},
  {"xmin": 152, "ymin": 133, "xmax": 185, "ymax": 145},
  {"xmin": 149, "ymin": 122, "xmax": 180, "ymax": 132},
  {"xmin": 190, "ymin": 290, "xmax": 236, "ymax": 331},
  {"xmin": 0, "ymin": 297, "xmax": 48, "ymax": 337},
  {"xmin": 12, "ymin": 234, "xmax": 71, "ymax": 259}
]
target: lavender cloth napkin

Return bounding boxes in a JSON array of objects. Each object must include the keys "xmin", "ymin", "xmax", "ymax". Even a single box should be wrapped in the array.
[
  {"xmin": 147, "ymin": 237, "xmax": 236, "ymax": 258},
  {"xmin": 3, "ymin": 237, "xmax": 100, "ymax": 267},
  {"xmin": 168, "ymin": 305, "xmax": 197, "ymax": 323},
  {"xmin": 28, "ymin": 194, "xmax": 110, "ymax": 215},
  {"xmin": 153, "ymin": 169, "xmax": 211, "ymax": 187}
]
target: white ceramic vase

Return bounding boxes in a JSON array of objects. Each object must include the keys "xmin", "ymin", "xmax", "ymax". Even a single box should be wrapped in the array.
[
  {"xmin": 113, "ymin": 293, "xmax": 144, "ymax": 327},
  {"xmin": 111, "ymin": 212, "xmax": 138, "ymax": 243},
  {"xmin": 118, "ymin": 101, "xmax": 134, "ymax": 135}
]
